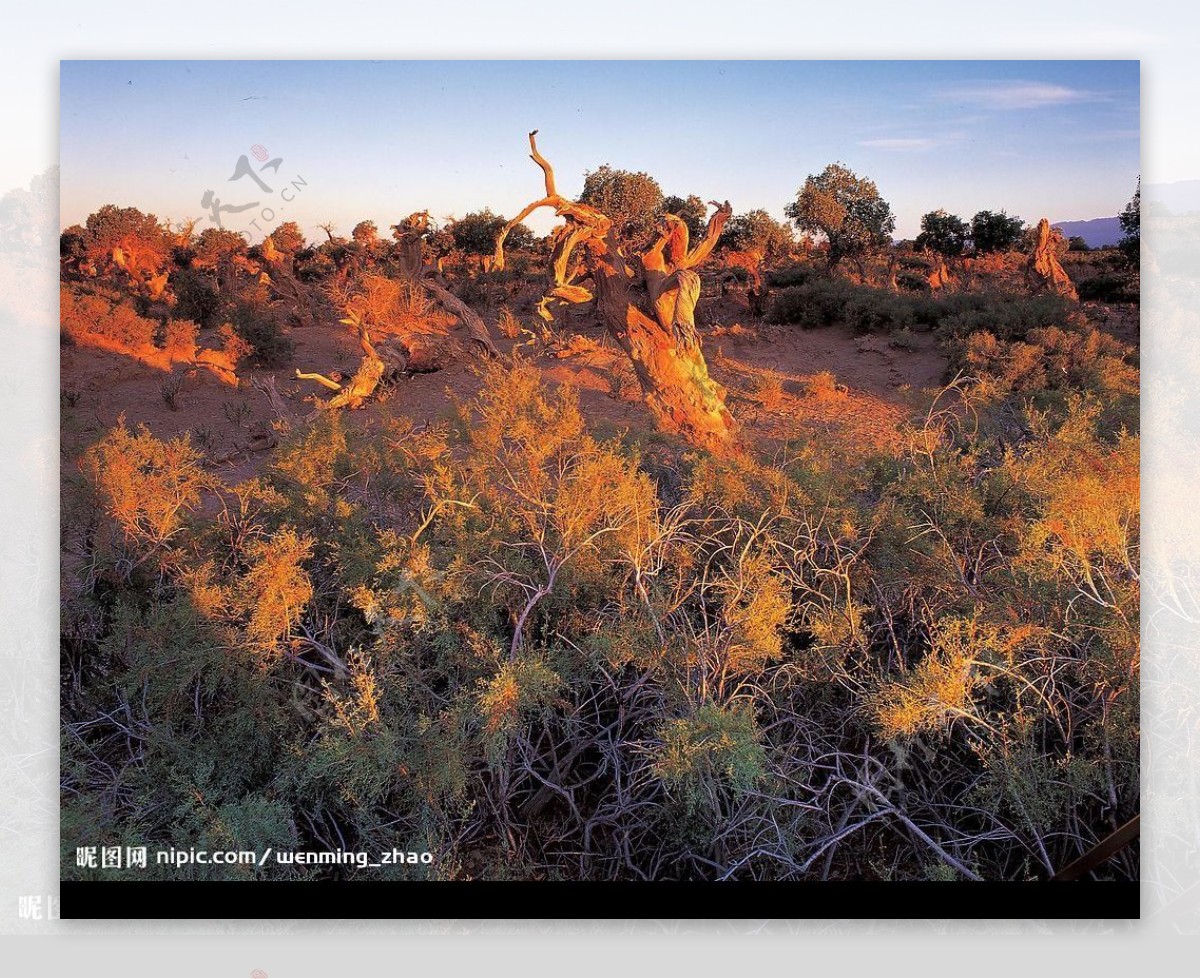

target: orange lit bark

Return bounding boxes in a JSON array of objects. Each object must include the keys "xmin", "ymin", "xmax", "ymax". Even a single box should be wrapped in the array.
[
  {"xmin": 1027, "ymin": 218, "xmax": 1078, "ymax": 300},
  {"xmin": 495, "ymin": 131, "xmax": 736, "ymax": 453}
]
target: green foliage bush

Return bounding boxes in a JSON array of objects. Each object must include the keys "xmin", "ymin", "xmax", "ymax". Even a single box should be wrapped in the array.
[
  {"xmin": 768, "ymin": 278, "xmax": 1078, "ymax": 346},
  {"xmin": 765, "ymin": 263, "xmax": 818, "ymax": 289},
  {"xmin": 1077, "ymin": 272, "xmax": 1139, "ymax": 303},
  {"xmin": 227, "ymin": 301, "xmax": 294, "ymax": 367},
  {"xmin": 768, "ymin": 280, "xmax": 915, "ymax": 334},
  {"xmin": 170, "ymin": 267, "xmax": 223, "ymax": 328}
]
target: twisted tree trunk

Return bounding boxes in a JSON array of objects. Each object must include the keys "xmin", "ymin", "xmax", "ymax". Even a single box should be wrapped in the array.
[
  {"xmin": 495, "ymin": 131, "xmax": 735, "ymax": 453},
  {"xmin": 1027, "ymin": 218, "xmax": 1078, "ymax": 300},
  {"xmin": 392, "ymin": 211, "xmax": 502, "ymax": 359}
]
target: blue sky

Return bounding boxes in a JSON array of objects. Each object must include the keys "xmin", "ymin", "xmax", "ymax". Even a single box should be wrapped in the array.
[{"xmin": 59, "ymin": 60, "xmax": 1139, "ymax": 242}]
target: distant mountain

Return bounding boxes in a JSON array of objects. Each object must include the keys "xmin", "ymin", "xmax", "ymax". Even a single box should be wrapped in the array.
[
  {"xmin": 1145, "ymin": 179, "xmax": 1200, "ymax": 214},
  {"xmin": 1051, "ymin": 216, "xmax": 1122, "ymax": 248}
]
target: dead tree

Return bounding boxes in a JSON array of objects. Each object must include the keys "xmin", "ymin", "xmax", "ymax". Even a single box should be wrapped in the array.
[
  {"xmin": 747, "ymin": 282, "xmax": 770, "ymax": 318},
  {"xmin": 392, "ymin": 211, "xmax": 502, "ymax": 359},
  {"xmin": 1026, "ymin": 218, "xmax": 1078, "ymax": 300},
  {"xmin": 295, "ymin": 213, "xmax": 500, "ymax": 412},
  {"xmin": 928, "ymin": 255, "xmax": 956, "ymax": 292},
  {"xmin": 494, "ymin": 131, "xmax": 735, "ymax": 453},
  {"xmin": 295, "ymin": 317, "xmax": 407, "ymax": 412},
  {"xmin": 259, "ymin": 235, "xmax": 316, "ymax": 329}
]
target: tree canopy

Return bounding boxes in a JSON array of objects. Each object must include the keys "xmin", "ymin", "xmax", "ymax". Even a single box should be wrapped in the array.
[
  {"xmin": 269, "ymin": 221, "xmax": 307, "ymax": 255},
  {"xmin": 448, "ymin": 208, "xmax": 533, "ymax": 256},
  {"xmin": 579, "ymin": 164, "xmax": 665, "ymax": 248},
  {"xmin": 351, "ymin": 220, "xmax": 378, "ymax": 246},
  {"xmin": 915, "ymin": 209, "xmax": 969, "ymax": 257},
  {"xmin": 662, "ymin": 194, "xmax": 709, "ymax": 243},
  {"xmin": 719, "ymin": 208, "xmax": 795, "ymax": 258},
  {"xmin": 970, "ymin": 210, "xmax": 1026, "ymax": 254},
  {"xmin": 1119, "ymin": 178, "xmax": 1140, "ymax": 267},
  {"xmin": 785, "ymin": 163, "xmax": 895, "ymax": 268}
]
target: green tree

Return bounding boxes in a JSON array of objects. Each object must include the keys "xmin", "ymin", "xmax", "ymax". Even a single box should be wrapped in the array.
[
  {"xmin": 662, "ymin": 194, "xmax": 709, "ymax": 242},
  {"xmin": 970, "ymin": 210, "xmax": 1025, "ymax": 254},
  {"xmin": 785, "ymin": 163, "xmax": 895, "ymax": 269},
  {"xmin": 448, "ymin": 208, "xmax": 533, "ymax": 255},
  {"xmin": 60, "ymin": 224, "xmax": 89, "ymax": 272},
  {"xmin": 915, "ymin": 209, "xmax": 969, "ymax": 257},
  {"xmin": 579, "ymin": 164, "xmax": 664, "ymax": 248},
  {"xmin": 719, "ymin": 208, "xmax": 795, "ymax": 258},
  {"xmin": 82, "ymin": 204, "xmax": 171, "ymax": 276},
  {"xmin": 194, "ymin": 227, "xmax": 248, "ymax": 265},
  {"xmin": 1119, "ymin": 178, "xmax": 1140, "ymax": 268}
]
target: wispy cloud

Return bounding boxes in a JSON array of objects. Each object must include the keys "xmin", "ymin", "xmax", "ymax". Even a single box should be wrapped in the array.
[
  {"xmin": 858, "ymin": 132, "xmax": 966, "ymax": 152},
  {"xmin": 936, "ymin": 81, "xmax": 1097, "ymax": 110},
  {"xmin": 858, "ymin": 137, "xmax": 938, "ymax": 151}
]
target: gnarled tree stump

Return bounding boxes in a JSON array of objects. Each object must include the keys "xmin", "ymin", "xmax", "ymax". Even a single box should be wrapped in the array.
[
  {"xmin": 1026, "ymin": 218, "xmax": 1078, "ymax": 300},
  {"xmin": 296, "ymin": 323, "xmax": 407, "ymax": 412},
  {"xmin": 494, "ymin": 131, "xmax": 735, "ymax": 453},
  {"xmin": 392, "ymin": 211, "xmax": 502, "ymax": 360}
]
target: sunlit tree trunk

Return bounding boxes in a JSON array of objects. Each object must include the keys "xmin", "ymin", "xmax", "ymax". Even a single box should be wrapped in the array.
[
  {"xmin": 495, "ymin": 131, "xmax": 735, "ymax": 453},
  {"xmin": 1027, "ymin": 217, "xmax": 1078, "ymax": 300}
]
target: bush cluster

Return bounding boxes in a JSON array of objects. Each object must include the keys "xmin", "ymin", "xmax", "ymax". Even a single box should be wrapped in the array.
[{"xmin": 62, "ymin": 348, "xmax": 1139, "ymax": 882}]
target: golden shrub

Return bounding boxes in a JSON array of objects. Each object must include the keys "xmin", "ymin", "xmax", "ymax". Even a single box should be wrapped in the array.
[
  {"xmin": 239, "ymin": 527, "xmax": 315, "ymax": 652},
  {"xmin": 869, "ymin": 617, "xmax": 1003, "ymax": 739},
  {"xmin": 82, "ymin": 420, "xmax": 207, "ymax": 549}
]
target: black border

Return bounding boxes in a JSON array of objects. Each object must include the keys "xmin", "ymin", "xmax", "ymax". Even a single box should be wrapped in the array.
[{"xmin": 61, "ymin": 880, "xmax": 1139, "ymax": 920}]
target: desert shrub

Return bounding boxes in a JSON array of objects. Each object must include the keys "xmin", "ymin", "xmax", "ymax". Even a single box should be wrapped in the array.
[
  {"xmin": 767, "ymin": 279, "xmax": 915, "ymax": 334},
  {"xmin": 228, "ymin": 301, "xmax": 294, "ymax": 367},
  {"xmin": 844, "ymin": 288, "xmax": 916, "ymax": 335},
  {"xmin": 805, "ymin": 369, "xmax": 844, "ymax": 402},
  {"xmin": 160, "ymin": 318, "xmax": 199, "ymax": 360},
  {"xmin": 1077, "ymin": 273, "xmax": 1138, "ymax": 303},
  {"xmin": 159, "ymin": 372, "xmax": 184, "ymax": 410},
  {"xmin": 61, "ymin": 286, "xmax": 157, "ymax": 350},
  {"xmin": 932, "ymin": 292, "xmax": 1075, "ymax": 342},
  {"xmin": 869, "ymin": 616, "xmax": 998, "ymax": 739},
  {"xmin": 653, "ymin": 702, "xmax": 766, "ymax": 798},
  {"xmin": 767, "ymin": 279, "xmax": 856, "ymax": 328},
  {"xmin": 715, "ymin": 549, "xmax": 793, "ymax": 673},
  {"xmin": 80, "ymin": 420, "xmax": 207, "ymax": 553},
  {"xmin": 495, "ymin": 305, "xmax": 521, "ymax": 339},
  {"xmin": 950, "ymin": 323, "xmax": 1138, "ymax": 432},
  {"xmin": 766, "ymin": 263, "xmax": 818, "ymax": 289},
  {"xmin": 62, "ymin": 335, "xmax": 1139, "ymax": 884},
  {"xmin": 750, "ymin": 373, "xmax": 785, "ymax": 412},
  {"xmin": 896, "ymin": 270, "xmax": 930, "ymax": 293},
  {"xmin": 170, "ymin": 267, "xmax": 222, "ymax": 328},
  {"xmin": 340, "ymin": 272, "xmax": 431, "ymax": 325}
]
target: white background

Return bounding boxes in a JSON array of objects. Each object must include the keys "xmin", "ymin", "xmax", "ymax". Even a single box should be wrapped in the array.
[{"xmin": 1, "ymin": 2, "xmax": 1196, "ymax": 975}]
